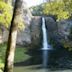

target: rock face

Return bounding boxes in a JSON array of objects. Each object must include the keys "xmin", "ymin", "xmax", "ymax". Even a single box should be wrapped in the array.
[
  {"xmin": 17, "ymin": 16, "xmax": 42, "ymax": 48},
  {"xmin": 45, "ymin": 16, "xmax": 72, "ymax": 49},
  {"xmin": 57, "ymin": 20, "xmax": 71, "ymax": 40},
  {"xmin": 30, "ymin": 17, "xmax": 42, "ymax": 49},
  {"xmin": 16, "ymin": 26, "xmax": 31, "ymax": 46},
  {"xmin": 45, "ymin": 17, "xmax": 57, "ymax": 43},
  {"xmin": 57, "ymin": 20, "xmax": 72, "ymax": 49},
  {"xmin": 16, "ymin": 1, "xmax": 32, "ymax": 46},
  {"xmin": 45, "ymin": 17, "xmax": 57, "ymax": 33}
]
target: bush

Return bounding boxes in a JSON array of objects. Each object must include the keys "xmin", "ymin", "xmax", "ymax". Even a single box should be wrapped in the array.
[
  {"xmin": 0, "ymin": 43, "xmax": 7, "ymax": 72},
  {"xmin": 0, "ymin": 59, "xmax": 4, "ymax": 72}
]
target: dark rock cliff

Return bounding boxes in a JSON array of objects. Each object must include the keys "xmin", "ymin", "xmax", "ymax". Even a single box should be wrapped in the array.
[
  {"xmin": 30, "ymin": 16, "xmax": 42, "ymax": 49},
  {"xmin": 45, "ymin": 16, "xmax": 72, "ymax": 50}
]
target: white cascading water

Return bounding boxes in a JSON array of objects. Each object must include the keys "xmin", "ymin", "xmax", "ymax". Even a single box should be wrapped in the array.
[{"xmin": 42, "ymin": 17, "xmax": 51, "ymax": 50}]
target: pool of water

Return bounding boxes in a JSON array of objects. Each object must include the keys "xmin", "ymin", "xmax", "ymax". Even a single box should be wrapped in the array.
[{"xmin": 14, "ymin": 48, "xmax": 72, "ymax": 72}]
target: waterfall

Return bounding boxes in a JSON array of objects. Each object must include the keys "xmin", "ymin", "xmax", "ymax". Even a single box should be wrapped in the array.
[
  {"xmin": 42, "ymin": 17, "xmax": 51, "ymax": 50},
  {"xmin": 42, "ymin": 17, "xmax": 52, "ymax": 68}
]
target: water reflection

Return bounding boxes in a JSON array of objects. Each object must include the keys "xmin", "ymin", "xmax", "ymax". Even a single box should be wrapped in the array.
[{"xmin": 42, "ymin": 50, "xmax": 48, "ymax": 68}]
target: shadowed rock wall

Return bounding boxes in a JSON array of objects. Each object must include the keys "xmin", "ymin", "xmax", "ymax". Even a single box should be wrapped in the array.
[
  {"xmin": 45, "ymin": 16, "xmax": 72, "ymax": 50},
  {"xmin": 57, "ymin": 20, "xmax": 72, "ymax": 49},
  {"xmin": 17, "ymin": 16, "xmax": 42, "ymax": 49},
  {"xmin": 30, "ymin": 17, "xmax": 42, "ymax": 49},
  {"xmin": 45, "ymin": 17, "xmax": 57, "ymax": 45}
]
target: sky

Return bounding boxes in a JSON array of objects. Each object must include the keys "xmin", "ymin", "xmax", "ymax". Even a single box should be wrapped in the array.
[{"xmin": 24, "ymin": 0, "xmax": 45, "ymax": 7}]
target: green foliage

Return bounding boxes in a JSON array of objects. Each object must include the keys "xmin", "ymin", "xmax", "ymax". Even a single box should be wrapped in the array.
[
  {"xmin": 63, "ymin": 0, "xmax": 72, "ymax": 14},
  {"xmin": 0, "ymin": 0, "xmax": 12, "ymax": 28},
  {"xmin": 0, "ymin": 43, "xmax": 30, "ymax": 72},
  {"xmin": 14, "ymin": 15, "xmax": 25, "ymax": 30},
  {"xmin": 31, "ymin": 0, "xmax": 72, "ymax": 20},
  {"xmin": 30, "ymin": 5, "xmax": 43, "ymax": 16},
  {"xmin": 14, "ymin": 47, "xmax": 30, "ymax": 63},
  {"xmin": 0, "ymin": 59, "xmax": 4, "ymax": 72},
  {"xmin": 0, "ymin": 43, "xmax": 7, "ymax": 62},
  {"xmin": 0, "ymin": 0, "xmax": 24, "ymax": 30},
  {"xmin": 43, "ymin": 1, "xmax": 70, "ymax": 21},
  {"xmin": 0, "ymin": 43, "xmax": 7, "ymax": 72}
]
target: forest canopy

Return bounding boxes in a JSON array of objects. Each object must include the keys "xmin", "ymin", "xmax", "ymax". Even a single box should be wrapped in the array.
[
  {"xmin": 0, "ymin": 0, "xmax": 12, "ymax": 28},
  {"xmin": 0, "ymin": 0, "xmax": 24, "ymax": 30},
  {"xmin": 31, "ymin": 0, "xmax": 72, "ymax": 21}
]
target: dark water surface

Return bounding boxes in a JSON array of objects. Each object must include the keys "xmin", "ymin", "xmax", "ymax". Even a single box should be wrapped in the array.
[
  {"xmin": 14, "ymin": 47, "xmax": 72, "ymax": 67},
  {"xmin": 14, "ymin": 48, "xmax": 72, "ymax": 72}
]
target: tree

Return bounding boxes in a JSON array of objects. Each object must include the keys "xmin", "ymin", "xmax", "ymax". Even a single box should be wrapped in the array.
[
  {"xmin": 63, "ymin": 0, "xmax": 72, "ymax": 16},
  {"xmin": 0, "ymin": 0, "xmax": 12, "ymax": 44},
  {"xmin": 43, "ymin": 1, "xmax": 70, "ymax": 20},
  {"xmin": 31, "ymin": 0, "xmax": 72, "ymax": 20},
  {"xmin": 3, "ymin": 0, "xmax": 24, "ymax": 72},
  {"xmin": 0, "ymin": 0, "xmax": 12, "ymax": 28}
]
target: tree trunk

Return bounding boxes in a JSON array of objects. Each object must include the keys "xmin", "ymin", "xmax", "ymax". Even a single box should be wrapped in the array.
[{"xmin": 4, "ymin": 0, "xmax": 23, "ymax": 72}]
